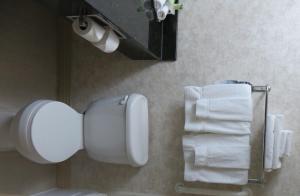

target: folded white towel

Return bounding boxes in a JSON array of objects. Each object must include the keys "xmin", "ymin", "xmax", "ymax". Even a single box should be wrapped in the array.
[
  {"xmin": 185, "ymin": 84, "xmax": 252, "ymax": 99},
  {"xmin": 184, "ymin": 150, "xmax": 249, "ymax": 185},
  {"xmin": 264, "ymin": 114, "xmax": 294, "ymax": 172},
  {"xmin": 183, "ymin": 134, "xmax": 251, "ymax": 148},
  {"xmin": 184, "ymin": 84, "xmax": 252, "ymax": 135},
  {"xmin": 272, "ymin": 114, "xmax": 284, "ymax": 169},
  {"xmin": 279, "ymin": 130, "xmax": 288, "ymax": 158},
  {"xmin": 285, "ymin": 130, "xmax": 293, "ymax": 157},
  {"xmin": 264, "ymin": 114, "xmax": 276, "ymax": 172},
  {"xmin": 192, "ymin": 145, "xmax": 250, "ymax": 169},
  {"xmin": 196, "ymin": 97, "xmax": 252, "ymax": 122},
  {"xmin": 183, "ymin": 134, "xmax": 250, "ymax": 185},
  {"xmin": 280, "ymin": 130, "xmax": 293, "ymax": 158},
  {"xmin": 185, "ymin": 119, "xmax": 251, "ymax": 135}
]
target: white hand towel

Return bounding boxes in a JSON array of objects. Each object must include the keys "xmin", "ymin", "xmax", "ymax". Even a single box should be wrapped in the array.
[
  {"xmin": 193, "ymin": 145, "xmax": 250, "ymax": 169},
  {"xmin": 280, "ymin": 130, "xmax": 293, "ymax": 157},
  {"xmin": 272, "ymin": 114, "xmax": 284, "ymax": 169},
  {"xmin": 184, "ymin": 84, "xmax": 252, "ymax": 135},
  {"xmin": 264, "ymin": 114, "xmax": 293, "ymax": 172},
  {"xmin": 183, "ymin": 134, "xmax": 250, "ymax": 185},
  {"xmin": 195, "ymin": 97, "xmax": 252, "ymax": 121},
  {"xmin": 285, "ymin": 130, "xmax": 293, "ymax": 157},
  {"xmin": 279, "ymin": 131, "xmax": 288, "ymax": 158},
  {"xmin": 264, "ymin": 114, "xmax": 276, "ymax": 172}
]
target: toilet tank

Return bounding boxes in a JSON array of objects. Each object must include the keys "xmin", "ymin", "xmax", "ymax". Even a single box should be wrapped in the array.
[{"xmin": 84, "ymin": 95, "xmax": 128, "ymax": 164}]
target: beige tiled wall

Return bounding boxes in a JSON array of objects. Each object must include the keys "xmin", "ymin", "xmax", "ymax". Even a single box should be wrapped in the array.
[
  {"xmin": 70, "ymin": 0, "xmax": 300, "ymax": 195},
  {"xmin": 0, "ymin": 0, "xmax": 57, "ymax": 194}
]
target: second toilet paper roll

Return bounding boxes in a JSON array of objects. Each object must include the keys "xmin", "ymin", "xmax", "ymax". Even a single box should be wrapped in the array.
[
  {"xmin": 93, "ymin": 28, "xmax": 120, "ymax": 53},
  {"xmin": 157, "ymin": 5, "xmax": 169, "ymax": 21},
  {"xmin": 72, "ymin": 17, "xmax": 106, "ymax": 43},
  {"xmin": 154, "ymin": 0, "xmax": 167, "ymax": 10}
]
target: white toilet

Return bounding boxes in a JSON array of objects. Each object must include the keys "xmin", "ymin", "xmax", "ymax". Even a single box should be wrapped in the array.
[{"xmin": 9, "ymin": 94, "xmax": 149, "ymax": 166}]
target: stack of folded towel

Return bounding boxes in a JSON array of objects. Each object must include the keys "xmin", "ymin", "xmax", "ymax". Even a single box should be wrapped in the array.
[
  {"xmin": 264, "ymin": 114, "xmax": 293, "ymax": 172},
  {"xmin": 183, "ymin": 83, "xmax": 253, "ymax": 185}
]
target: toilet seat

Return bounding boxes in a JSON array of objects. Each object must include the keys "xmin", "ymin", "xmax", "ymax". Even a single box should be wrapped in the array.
[{"xmin": 11, "ymin": 100, "xmax": 83, "ymax": 164}]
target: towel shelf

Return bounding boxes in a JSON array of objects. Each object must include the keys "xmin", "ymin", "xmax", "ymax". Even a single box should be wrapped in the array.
[{"xmin": 176, "ymin": 83, "xmax": 271, "ymax": 195}]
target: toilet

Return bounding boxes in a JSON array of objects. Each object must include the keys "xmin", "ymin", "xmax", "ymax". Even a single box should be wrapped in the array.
[{"xmin": 9, "ymin": 94, "xmax": 149, "ymax": 166}]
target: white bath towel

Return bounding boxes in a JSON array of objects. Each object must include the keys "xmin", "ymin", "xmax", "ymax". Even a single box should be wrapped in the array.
[
  {"xmin": 184, "ymin": 84, "xmax": 252, "ymax": 135},
  {"xmin": 192, "ymin": 145, "xmax": 250, "ymax": 169},
  {"xmin": 195, "ymin": 97, "xmax": 252, "ymax": 122},
  {"xmin": 183, "ymin": 134, "xmax": 250, "ymax": 185}
]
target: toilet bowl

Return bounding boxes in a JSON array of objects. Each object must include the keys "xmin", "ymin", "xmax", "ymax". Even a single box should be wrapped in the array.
[{"xmin": 9, "ymin": 94, "xmax": 149, "ymax": 166}]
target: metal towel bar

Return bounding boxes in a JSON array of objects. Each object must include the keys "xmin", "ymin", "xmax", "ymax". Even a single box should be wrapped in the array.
[{"xmin": 249, "ymin": 85, "xmax": 271, "ymax": 184}]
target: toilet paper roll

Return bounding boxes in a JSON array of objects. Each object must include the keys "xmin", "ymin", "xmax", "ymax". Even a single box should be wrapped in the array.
[
  {"xmin": 154, "ymin": 0, "xmax": 167, "ymax": 10},
  {"xmin": 93, "ymin": 28, "xmax": 120, "ymax": 53},
  {"xmin": 72, "ymin": 17, "xmax": 106, "ymax": 43},
  {"xmin": 157, "ymin": 5, "xmax": 169, "ymax": 21}
]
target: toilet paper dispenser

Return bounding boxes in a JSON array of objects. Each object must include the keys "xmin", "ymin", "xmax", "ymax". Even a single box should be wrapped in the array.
[
  {"xmin": 70, "ymin": 14, "xmax": 124, "ymax": 54},
  {"xmin": 68, "ymin": 14, "xmax": 126, "ymax": 40}
]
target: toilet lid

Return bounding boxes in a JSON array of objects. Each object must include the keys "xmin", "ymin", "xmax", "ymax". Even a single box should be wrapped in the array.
[
  {"xmin": 126, "ymin": 94, "xmax": 149, "ymax": 167},
  {"xmin": 30, "ymin": 101, "xmax": 83, "ymax": 163}
]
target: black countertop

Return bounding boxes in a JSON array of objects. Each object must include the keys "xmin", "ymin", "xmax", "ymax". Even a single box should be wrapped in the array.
[{"xmin": 38, "ymin": 0, "xmax": 178, "ymax": 60}]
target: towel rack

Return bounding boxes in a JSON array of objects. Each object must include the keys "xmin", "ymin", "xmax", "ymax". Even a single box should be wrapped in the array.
[
  {"xmin": 176, "ymin": 84, "xmax": 271, "ymax": 195},
  {"xmin": 249, "ymin": 85, "xmax": 271, "ymax": 184}
]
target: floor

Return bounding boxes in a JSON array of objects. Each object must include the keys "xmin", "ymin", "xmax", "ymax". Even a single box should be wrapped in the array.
[
  {"xmin": 69, "ymin": 0, "xmax": 300, "ymax": 195},
  {"xmin": 0, "ymin": 1, "xmax": 57, "ymax": 194}
]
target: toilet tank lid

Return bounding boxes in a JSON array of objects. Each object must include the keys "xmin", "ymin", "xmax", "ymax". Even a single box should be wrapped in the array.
[{"xmin": 126, "ymin": 94, "xmax": 149, "ymax": 167}]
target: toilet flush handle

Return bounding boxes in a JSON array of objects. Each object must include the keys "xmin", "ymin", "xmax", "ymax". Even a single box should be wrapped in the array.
[{"xmin": 119, "ymin": 95, "xmax": 129, "ymax": 105}]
